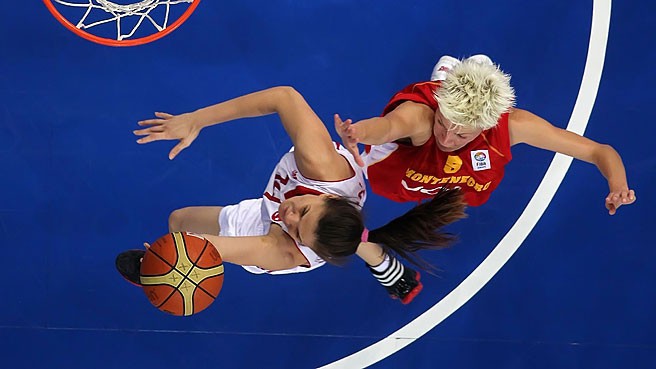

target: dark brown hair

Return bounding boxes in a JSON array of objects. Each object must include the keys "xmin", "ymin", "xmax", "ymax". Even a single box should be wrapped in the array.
[
  {"xmin": 312, "ymin": 188, "xmax": 466, "ymax": 269},
  {"xmin": 312, "ymin": 196, "xmax": 364, "ymax": 266}
]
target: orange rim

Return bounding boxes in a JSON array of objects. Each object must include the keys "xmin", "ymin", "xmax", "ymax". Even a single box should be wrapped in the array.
[{"xmin": 42, "ymin": 0, "xmax": 201, "ymax": 47}]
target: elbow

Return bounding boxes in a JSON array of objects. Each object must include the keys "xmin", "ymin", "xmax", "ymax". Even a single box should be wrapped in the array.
[
  {"xmin": 597, "ymin": 143, "xmax": 618, "ymax": 157},
  {"xmin": 268, "ymin": 86, "xmax": 303, "ymax": 110},
  {"xmin": 590, "ymin": 143, "xmax": 620, "ymax": 166},
  {"xmin": 272, "ymin": 86, "xmax": 300, "ymax": 99}
]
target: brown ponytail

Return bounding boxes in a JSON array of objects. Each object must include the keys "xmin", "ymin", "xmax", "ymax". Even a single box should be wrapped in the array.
[{"xmin": 368, "ymin": 188, "xmax": 467, "ymax": 269}]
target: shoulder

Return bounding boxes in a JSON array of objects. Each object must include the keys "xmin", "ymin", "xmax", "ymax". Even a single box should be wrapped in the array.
[
  {"xmin": 386, "ymin": 101, "xmax": 434, "ymax": 143},
  {"xmin": 296, "ymin": 144, "xmax": 355, "ymax": 181},
  {"xmin": 394, "ymin": 81, "xmax": 440, "ymax": 99},
  {"xmin": 507, "ymin": 108, "xmax": 554, "ymax": 145},
  {"xmin": 508, "ymin": 108, "xmax": 535, "ymax": 125},
  {"xmin": 384, "ymin": 81, "xmax": 440, "ymax": 113}
]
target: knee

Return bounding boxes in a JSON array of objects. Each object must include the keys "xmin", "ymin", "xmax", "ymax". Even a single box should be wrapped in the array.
[{"xmin": 168, "ymin": 207, "xmax": 188, "ymax": 232}]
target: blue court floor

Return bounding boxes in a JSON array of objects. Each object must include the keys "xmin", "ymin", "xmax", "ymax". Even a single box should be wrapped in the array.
[{"xmin": 1, "ymin": 1, "xmax": 654, "ymax": 368}]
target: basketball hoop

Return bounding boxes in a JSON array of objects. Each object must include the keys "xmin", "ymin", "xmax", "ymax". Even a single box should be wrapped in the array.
[{"xmin": 43, "ymin": 0, "xmax": 200, "ymax": 47}]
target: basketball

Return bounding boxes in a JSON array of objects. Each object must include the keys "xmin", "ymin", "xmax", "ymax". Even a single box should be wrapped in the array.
[{"xmin": 140, "ymin": 232, "xmax": 224, "ymax": 316}]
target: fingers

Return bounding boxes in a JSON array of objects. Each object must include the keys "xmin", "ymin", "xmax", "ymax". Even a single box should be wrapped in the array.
[
  {"xmin": 626, "ymin": 189, "xmax": 636, "ymax": 203},
  {"xmin": 137, "ymin": 119, "xmax": 165, "ymax": 127},
  {"xmin": 136, "ymin": 133, "xmax": 166, "ymax": 144},
  {"xmin": 605, "ymin": 189, "xmax": 637, "ymax": 215},
  {"xmin": 143, "ymin": 242, "xmax": 151, "ymax": 249},
  {"xmin": 155, "ymin": 112, "xmax": 173, "ymax": 119},
  {"xmin": 609, "ymin": 190, "xmax": 636, "ymax": 204},
  {"xmin": 169, "ymin": 139, "xmax": 191, "ymax": 160},
  {"xmin": 133, "ymin": 126, "xmax": 165, "ymax": 136},
  {"xmin": 334, "ymin": 114, "xmax": 346, "ymax": 134},
  {"xmin": 606, "ymin": 202, "xmax": 616, "ymax": 215},
  {"xmin": 354, "ymin": 153, "xmax": 365, "ymax": 167},
  {"xmin": 334, "ymin": 114, "xmax": 353, "ymax": 132},
  {"xmin": 137, "ymin": 112, "xmax": 173, "ymax": 126}
]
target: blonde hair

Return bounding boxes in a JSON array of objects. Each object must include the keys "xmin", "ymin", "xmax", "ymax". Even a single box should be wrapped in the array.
[{"xmin": 434, "ymin": 59, "xmax": 515, "ymax": 130}]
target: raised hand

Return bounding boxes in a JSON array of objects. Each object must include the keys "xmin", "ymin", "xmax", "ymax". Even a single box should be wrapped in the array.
[
  {"xmin": 134, "ymin": 112, "xmax": 201, "ymax": 160},
  {"xmin": 605, "ymin": 187, "xmax": 636, "ymax": 215},
  {"xmin": 334, "ymin": 114, "xmax": 364, "ymax": 167}
]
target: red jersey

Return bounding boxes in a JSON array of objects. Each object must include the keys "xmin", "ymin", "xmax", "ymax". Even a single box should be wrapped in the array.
[{"xmin": 363, "ymin": 81, "xmax": 512, "ymax": 206}]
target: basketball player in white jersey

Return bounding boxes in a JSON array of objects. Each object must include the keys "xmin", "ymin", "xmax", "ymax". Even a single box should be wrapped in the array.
[{"xmin": 116, "ymin": 87, "xmax": 466, "ymax": 280}]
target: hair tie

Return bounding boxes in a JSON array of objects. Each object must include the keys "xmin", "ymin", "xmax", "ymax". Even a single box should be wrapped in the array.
[{"xmin": 360, "ymin": 228, "xmax": 369, "ymax": 243}]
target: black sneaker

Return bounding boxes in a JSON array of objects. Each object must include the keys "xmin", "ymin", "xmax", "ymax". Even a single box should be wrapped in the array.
[
  {"xmin": 369, "ymin": 258, "xmax": 423, "ymax": 304},
  {"xmin": 389, "ymin": 267, "xmax": 422, "ymax": 304},
  {"xmin": 115, "ymin": 250, "xmax": 145, "ymax": 287}
]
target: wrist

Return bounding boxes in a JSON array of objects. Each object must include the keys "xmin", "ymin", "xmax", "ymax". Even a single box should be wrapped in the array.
[
  {"xmin": 607, "ymin": 178, "xmax": 628, "ymax": 192},
  {"xmin": 187, "ymin": 111, "xmax": 207, "ymax": 131}
]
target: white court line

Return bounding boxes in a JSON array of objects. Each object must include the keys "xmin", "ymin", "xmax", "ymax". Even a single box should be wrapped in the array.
[{"xmin": 319, "ymin": 0, "xmax": 611, "ymax": 367}]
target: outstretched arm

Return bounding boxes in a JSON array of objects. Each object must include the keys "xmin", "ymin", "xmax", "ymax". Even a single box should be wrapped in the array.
[
  {"xmin": 334, "ymin": 101, "xmax": 434, "ymax": 166},
  {"xmin": 509, "ymin": 108, "xmax": 636, "ymax": 215},
  {"xmin": 134, "ymin": 88, "xmax": 305, "ymax": 159},
  {"xmin": 133, "ymin": 87, "xmax": 346, "ymax": 180}
]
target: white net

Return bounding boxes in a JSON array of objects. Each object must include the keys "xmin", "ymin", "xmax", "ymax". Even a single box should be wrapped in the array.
[{"xmin": 52, "ymin": 0, "xmax": 195, "ymax": 41}]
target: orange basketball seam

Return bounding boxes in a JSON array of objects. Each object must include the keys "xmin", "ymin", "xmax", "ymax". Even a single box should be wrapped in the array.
[
  {"xmin": 190, "ymin": 240, "xmax": 224, "ymax": 299},
  {"xmin": 143, "ymin": 236, "xmax": 185, "ymax": 310}
]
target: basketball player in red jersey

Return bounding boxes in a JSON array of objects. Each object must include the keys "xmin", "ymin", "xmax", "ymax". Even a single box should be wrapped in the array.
[{"xmin": 336, "ymin": 55, "xmax": 636, "ymax": 303}]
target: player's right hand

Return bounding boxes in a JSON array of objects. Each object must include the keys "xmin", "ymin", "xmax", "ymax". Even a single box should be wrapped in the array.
[
  {"xmin": 334, "ymin": 113, "xmax": 364, "ymax": 167},
  {"xmin": 605, "ymin": 187, "xmax": 636, "ymax": 215},
  {"xmin": 134, "ymin": 112, "xmax": 201, "ymax": 160}
]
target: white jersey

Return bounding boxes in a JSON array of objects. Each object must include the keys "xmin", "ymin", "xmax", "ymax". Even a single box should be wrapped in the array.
[{"xmin": 219, "ymin": 142, "xmax": 367, "ymax": 275}]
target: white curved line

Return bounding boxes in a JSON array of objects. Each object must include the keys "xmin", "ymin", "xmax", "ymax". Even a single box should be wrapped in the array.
[{"xmin": 319, "ymin": 1, "xmax": 611, "ymax": 367}]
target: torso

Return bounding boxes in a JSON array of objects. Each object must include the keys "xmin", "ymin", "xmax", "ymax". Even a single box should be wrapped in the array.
[
  {"xmin": 252, "ymin": 142, "xmax": 367, "ymax": 274},
  {"xmin": 363, "ymin": 82, "xmax": 512, "ymax": 206}
]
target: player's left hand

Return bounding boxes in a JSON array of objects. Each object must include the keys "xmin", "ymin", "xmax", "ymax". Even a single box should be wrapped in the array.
[
  {"xmin": 334, "ymin": 114, "xmax": 364, "ymax": 167},
  {"xmin": 605, "ymin": 188, "xmax": 636, "ymax": 215}
]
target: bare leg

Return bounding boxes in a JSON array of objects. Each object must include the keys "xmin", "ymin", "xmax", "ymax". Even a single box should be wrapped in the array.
[{"xmin": 168, "ymin": 206, "xmax": 224, "ymax": 235}]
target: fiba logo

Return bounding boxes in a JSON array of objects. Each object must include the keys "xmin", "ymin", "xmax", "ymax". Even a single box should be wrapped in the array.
[{"xmin": 470, "ymin": 150, "xmax": 491, "ymax": 171}]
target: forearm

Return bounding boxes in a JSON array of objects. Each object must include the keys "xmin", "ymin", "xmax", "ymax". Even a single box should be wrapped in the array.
[
  {"xmin": 510, "ymin": 110, "xmax": 631, "ymax": 191},
  {"xmin": 352, "ymin": 116, "xmax": 395, "ymax": 145},
  {"xmin": 200, "ymin": 233, "xmax": 270, "ymax": 268},
  {"xmin": 190, "ymin": 87, "xmax": 288, "ymax": 130},
  {"xmin": 593, "ymin": 144, "xmax": 629, "ymax": 190},
  {"xmin": 200, "ymin": 230, "xmax": 297, "ymax": 271},
  {"xmin": 351, "ymin": 102, "xmax": 428, "ymax": 145},
  {"xmin": 353, "ymin": 117, "xmax": 392, "ymax": 145}
]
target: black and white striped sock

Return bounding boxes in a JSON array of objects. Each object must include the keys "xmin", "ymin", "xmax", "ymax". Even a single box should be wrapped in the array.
[{"xmin": 368, "ymin": 254, "xmax": 404, "ymax": 288}]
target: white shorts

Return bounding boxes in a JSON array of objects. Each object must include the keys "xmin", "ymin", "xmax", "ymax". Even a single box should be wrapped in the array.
[
  {"xmin": 218, "ymin": 198, "xmax": 324, "ymax": 275},
  {"xmin": 218, "ymin": 198, "xmax": 270, "ymax": 274},
  {"xmin": 218, "ymin": 198, "xmax": 266, "ymax": 239}
]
